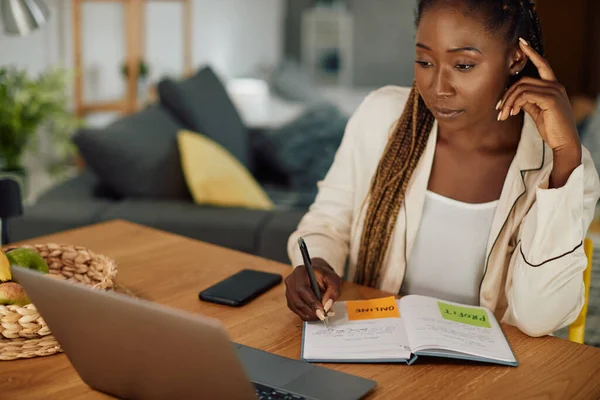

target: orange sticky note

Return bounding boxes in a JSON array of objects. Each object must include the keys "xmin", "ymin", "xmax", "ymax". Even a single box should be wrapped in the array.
[{"xmin": 346, "ymin": 296, "xmax": 400, "ymax": 321}]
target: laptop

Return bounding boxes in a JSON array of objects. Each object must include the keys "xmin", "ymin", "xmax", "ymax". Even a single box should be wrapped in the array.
[{"xmin": 12, "ymin": 266, "xmax": 376, "ymax": 400}]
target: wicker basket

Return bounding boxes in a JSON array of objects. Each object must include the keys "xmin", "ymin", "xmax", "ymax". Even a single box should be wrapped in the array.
[{"xmin": 0, "ymin": 243, "xmax": 117, "ymax": 361}]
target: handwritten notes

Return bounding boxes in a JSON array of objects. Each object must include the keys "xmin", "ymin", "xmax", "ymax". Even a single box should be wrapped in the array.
[
  {"xmin": 399, "ymin": 295, "xmax": 513, "ymax": 362},
  {"xmin": 437, "ymin": 302, "xmax": 491, "ymax": 328},
  {"xmin": 302, "ymin": 295, "xmax": 516, "ymax": 365},
  {"xmin": 346, "ymin": 296, "xmax": 400, "ymax": 321},
  {"xmin": 302, "ymin": 300, "xmax": 411, "ymax": 361},
  {"xmin": 311, "ymin": 322, "xmax": 400, "ymax": 344}
]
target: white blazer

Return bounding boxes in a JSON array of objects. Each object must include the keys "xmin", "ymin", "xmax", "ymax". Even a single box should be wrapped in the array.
[{"xmin": 287, "ymin": 86, "xmax": 600, "ymax": 337}]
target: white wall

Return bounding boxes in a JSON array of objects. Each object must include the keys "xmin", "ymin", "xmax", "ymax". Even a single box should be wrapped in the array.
[
  {"xmin": 0, "ymin": 0, "xmax": 285, "ymax": 101},
  {"xmin": 0, "ymin": 0, "xmax": 64, "ymax": 73},
  {"xmin": 349, "ymin": 0, "xmax": 416, "ymax": 87},
  {"xmin": 192, "ymin": 0, "xmax": 285, "ymax": 78},
  {"xmin": 0, "ymin": 0, "xmax": 285, "ymax": 202}
]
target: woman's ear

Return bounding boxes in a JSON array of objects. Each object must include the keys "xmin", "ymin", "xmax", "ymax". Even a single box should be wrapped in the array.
[{"xmin": 508, "ymin": 46, "xmax": 528, "ymax": 76}]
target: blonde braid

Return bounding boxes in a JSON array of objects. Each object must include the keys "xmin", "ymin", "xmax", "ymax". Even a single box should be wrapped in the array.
[{"xmin": 354, "ymin": 82, "xmax": 435, "ymax": 287}]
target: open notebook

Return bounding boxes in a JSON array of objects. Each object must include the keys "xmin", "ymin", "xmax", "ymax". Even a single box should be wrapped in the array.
[{"xmin": 301, "ymin": 294, "xmax": 518, "ymax": 366}]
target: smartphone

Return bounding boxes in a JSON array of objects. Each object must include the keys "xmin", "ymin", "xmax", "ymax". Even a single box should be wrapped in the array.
[{"xmin": 198, "ymin": 269, "xmax": 283, "ymax": 307}]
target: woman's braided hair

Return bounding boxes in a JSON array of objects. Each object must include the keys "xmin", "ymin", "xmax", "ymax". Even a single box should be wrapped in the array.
[{"xmin": 353, "ymin": 0, "xmax": 545, "ymax": 288}]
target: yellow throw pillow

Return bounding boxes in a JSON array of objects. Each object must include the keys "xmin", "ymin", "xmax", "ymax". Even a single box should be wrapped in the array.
[{"xmin": 177, "ymin": 130, "xmax": 274, "ymax": 210}]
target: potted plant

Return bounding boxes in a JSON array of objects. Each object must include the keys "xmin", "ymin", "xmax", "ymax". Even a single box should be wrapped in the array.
[
  {"xmin": 0, "ymin": 66, "xmax": 79, "ymax": 195},
  {"xmin": 120, "ymin": 59, "xmax": 151, "ymax": 101}
]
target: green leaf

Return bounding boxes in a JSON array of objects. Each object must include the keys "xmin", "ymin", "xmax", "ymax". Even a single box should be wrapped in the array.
[{"xmin": 0, "ymin": 66, "xmax": 81, "ymax": 173}]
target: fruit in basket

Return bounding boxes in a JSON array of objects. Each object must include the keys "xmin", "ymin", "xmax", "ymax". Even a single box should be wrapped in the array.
[
  {"xmin": 5, "ymin": 248, "xmax": 49, "ymax": 274},
  {"xmin": 0, "ymin": 249, "xmax": 10, "ymax": 282},
  {"xmin": 0, "ymin": 247, "xmax": 49, "ymax": 306},
  {"xmin": 0, "ymin": 282, "xmax": 30, "ymax": 306}
]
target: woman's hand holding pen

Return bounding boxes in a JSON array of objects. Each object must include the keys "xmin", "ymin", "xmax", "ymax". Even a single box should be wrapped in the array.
[{"xmin": 285, "ymin": 258, "xmax": 342, "ymax": 321}]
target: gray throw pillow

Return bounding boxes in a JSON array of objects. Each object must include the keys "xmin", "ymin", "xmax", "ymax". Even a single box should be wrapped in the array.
[
  {"xmin": 72, "ymin": 105, "xmax": 190, "ymax": 199},
  {"xmin": 260, "ymin": 103, "xmax": 349, "ymax": 192},
  {"xmin": 157, "ymin": 66, "xmax": 251, "ymax": 170}
]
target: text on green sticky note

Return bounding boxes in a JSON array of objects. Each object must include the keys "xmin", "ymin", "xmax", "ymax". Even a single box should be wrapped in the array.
[{"xmin": 437, "ymin": 302, "xmax": 491, "ymax": 328}]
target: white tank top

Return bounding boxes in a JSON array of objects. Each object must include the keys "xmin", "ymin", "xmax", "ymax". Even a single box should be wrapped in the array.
[{"xmin": 402, "ymin": 191, "xmax": 498, "ymax": 305}]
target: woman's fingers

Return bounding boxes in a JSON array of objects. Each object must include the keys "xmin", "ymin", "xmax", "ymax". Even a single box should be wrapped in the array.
[
  {"xmin": 297, "ymin": 285, "xmax": 326, "ymax": 317},
  {"xmin": 284, "ymin": 260, "xmax": 342, "ymax": 322},
  {"xmin": 505, "ymin": 89, "xmax": 560, "ymax": 123},
  {"xmin": 285, "ymin": 267, "xmax": 319, "ymax": 321},
  {"xmin": 495, "ymin": 38, "xmax": 560, "ymax": 120},
  {"xmin": 497, "ymin": 76, "xmax": 558, "ymax": 111},
  {"xmin": 321, "ymin": 272, "xmax": 342, "ymax": 313},
  {"xmin": 289, "ymin": 297, "xmax": 318, "ymax": 321},
  {"xmin": 511, "ymin": 90, "xmax": 548, "ymax": 121},
  {"xmin": 518, "ymin": 38, "xmax": 557, "ymax": 82},
  {"xmin": 499, "ymin": 84, "xmax": 557, "ymax": 121},
  {"xmin": 286, "ymin": 286, "xmax": 319, "ymax": 321}
]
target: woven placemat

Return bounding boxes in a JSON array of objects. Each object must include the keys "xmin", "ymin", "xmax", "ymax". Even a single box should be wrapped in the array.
[
  {"xmin": 0, "ymin": 336, "xmax": 62, "ymax": 361},
  {"xmin": 0, "ymin": 243, "xmax": 126, "ymax": 361},
  {"xmin": 0, "ymin": 280, "xmax": 137, "ymax": 361}
]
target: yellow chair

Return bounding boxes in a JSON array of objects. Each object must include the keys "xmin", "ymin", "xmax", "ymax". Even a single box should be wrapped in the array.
[{"xmin": 569, "ymin": 238, "xmax": 594, "ymax": 344}]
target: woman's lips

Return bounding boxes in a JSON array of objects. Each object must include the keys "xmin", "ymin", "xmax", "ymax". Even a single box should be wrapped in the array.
[{"xmin": 432, "ymin": 107, "xmax": 464, "ymax": 119}]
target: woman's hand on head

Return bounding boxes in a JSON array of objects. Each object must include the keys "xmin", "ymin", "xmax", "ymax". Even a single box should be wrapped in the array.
[
  {"xmin": 284, "ymin": 258, "xmax": 342, "ymax": 321},
  {"xmin": 497, "ymin": 38, "xmax": 581, "ymax": 158}
]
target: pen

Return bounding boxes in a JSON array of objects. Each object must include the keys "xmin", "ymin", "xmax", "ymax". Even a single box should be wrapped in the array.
[{"xmin": 298, "ymin": 237, "xmax": 329, "ymax": 327}]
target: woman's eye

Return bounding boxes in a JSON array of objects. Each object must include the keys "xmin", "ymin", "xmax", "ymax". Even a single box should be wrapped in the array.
[
  {"xmin": 415, "ymin": 61, "xmax": 433, "ymax": 68},
  {"xmin": 455, "ymin": 64, "xmax": 475, "ymax": 71}
]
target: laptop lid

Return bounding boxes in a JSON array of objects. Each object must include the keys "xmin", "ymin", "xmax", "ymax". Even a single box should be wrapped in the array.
[{"xmin": 11, "ymin": 266, "xmax": 257, "ymax": 400}]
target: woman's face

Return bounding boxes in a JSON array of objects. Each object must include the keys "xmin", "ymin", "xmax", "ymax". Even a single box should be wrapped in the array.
[{"xmin": 414, "ymin": 4, "xmax": 521, "ymax": 129}]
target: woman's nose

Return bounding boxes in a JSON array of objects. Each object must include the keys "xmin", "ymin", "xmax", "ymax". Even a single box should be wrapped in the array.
[{"xmin": 431, "ymin": 70, "xmax": 455, "ymax": 99}]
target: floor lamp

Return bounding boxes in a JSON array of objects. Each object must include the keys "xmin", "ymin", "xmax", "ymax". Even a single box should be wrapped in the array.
[{"xmin": 0, "ymin": 0, "xmax": 50, "ymax": 36}]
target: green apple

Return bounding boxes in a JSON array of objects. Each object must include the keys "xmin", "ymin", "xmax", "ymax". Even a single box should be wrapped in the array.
[{"xmin": 6, "ymin": 248, "xmax": 49, "ymax": 274}]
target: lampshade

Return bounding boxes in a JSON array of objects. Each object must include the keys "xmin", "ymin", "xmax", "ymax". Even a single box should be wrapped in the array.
[{"xmin": 1, "ymin": 0, "xmax": 50, "ymax": 36}]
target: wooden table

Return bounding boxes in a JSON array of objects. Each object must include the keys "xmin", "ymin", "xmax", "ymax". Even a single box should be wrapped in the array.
[{"xmin": 2, "ymin": 220, "xmax": 600, "ymax": 399}]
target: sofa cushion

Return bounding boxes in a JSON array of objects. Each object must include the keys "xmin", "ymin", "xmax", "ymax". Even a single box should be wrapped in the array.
[
  {"xmin": 98, "ymin": 200, "xmax": 271, "ymax": 255},
  {"xmin": 157, "ymin": 66, "xmax": 251, "ymax": 169},
  {"xmin": 257, "ymin": 103, "xmax": 348, "ymax": 192},
  {"xmin": 263, "ymin": 185, "xmax": 317, "ymax": 210},
  {"xmin": 177, "ymin": 130, "xmax": 274, "ymax": 210},
  {"xmin": 36, "ymin": 169, "xmax": 122, "ymax": 204},
  {"xmin": 72, "ymin": 105, "xmax": 190, "ymax": 200},
  {"xmin": 248, "ymin": 128, "xmax": 290, "ymax": 187},
  {"xmin": 11, "ymin": 200, "xmax": 114, "ymax": 242}
]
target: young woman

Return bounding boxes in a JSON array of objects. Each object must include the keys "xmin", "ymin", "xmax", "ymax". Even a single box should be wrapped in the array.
[{"xmin": 284, "ymin": 0, "xmax": 600, "ymax": 337}]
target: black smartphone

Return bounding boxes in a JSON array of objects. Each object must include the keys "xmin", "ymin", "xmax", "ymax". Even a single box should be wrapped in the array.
[{"xmin": 198, "ymin": 269, "xmax": 283, "ymax": 307}]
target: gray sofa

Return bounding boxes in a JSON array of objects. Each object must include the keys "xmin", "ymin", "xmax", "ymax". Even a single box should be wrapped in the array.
[
  {"xmin": 11, "ymin": 169, "xmax": 306, "ymax": 264},
  {"xmin": 10, "ymin": 65, "xmax": 351, "ymax": 265}
]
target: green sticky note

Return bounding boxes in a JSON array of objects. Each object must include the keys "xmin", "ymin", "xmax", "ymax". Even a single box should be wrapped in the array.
[{"xmin": 437, "ymin": 302, "xmax": 491, "ymax": 328}]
